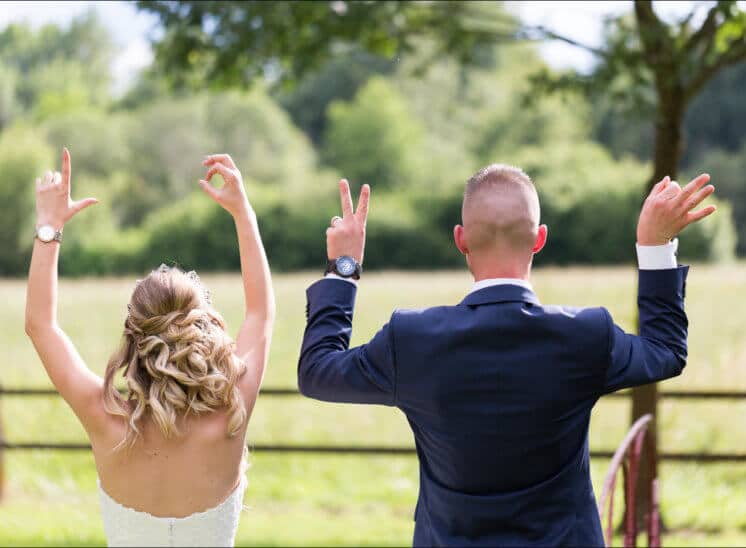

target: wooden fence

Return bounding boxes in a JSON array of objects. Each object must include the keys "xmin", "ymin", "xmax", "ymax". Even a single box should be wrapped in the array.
[{"xmin": 1, "ymin": 385, "xmax": 745, "ymax": 501}]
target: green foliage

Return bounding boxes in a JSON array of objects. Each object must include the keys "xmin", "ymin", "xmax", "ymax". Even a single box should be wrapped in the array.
[
  {"xmin": 0, "ymin": 14, "xmax": 113, "ymax": 117},
  {"xmin": 689, "ymin": 144, "xmax": 746, "ymax": 256},
  {"xmin": 277, "ymin": 49, "xmax": 395, "ymax": 144},
  {"xmin": 591, "ymin": 61, "xmax": 746, "ymax": 167},
  {"xmin": 677, "ymin": 198, "xmax": 737, "ymax": 263},
  {"xmin": 43, "ymin": 110, "xmax": 130, "ymax": 178},
  {"xmin": 126, "ymin": 95, "xmax": 213, "ymax": 199},
  {"xmin": 0, "ymin": 9, "xmax": 739, "ymax": 276},
  {"xmin": 0, "ymin": 61, "xmax": 18, "ymax": 129},
  {"xmin": 684, "ymin": 62, "xmax": 746, "ymax": 160},
  {"xmin": 205, "ymin": 90, "xmax": 318, "ymax": 188},
  {"xmin": 324, "ymin": 77, "xmax": 426, "ymax": 190},
  {"xmin": 0, "ymin": 126, "xmax": 53, "ymax": 274},
  {"xmin": 137, "ymin": 1, "xmax": 516, "ymax": 88}
]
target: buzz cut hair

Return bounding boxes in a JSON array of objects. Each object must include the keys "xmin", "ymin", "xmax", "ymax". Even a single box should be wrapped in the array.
[{"xmin": 464, "ymin": 164, "xmax": 535, "ymax": 199}]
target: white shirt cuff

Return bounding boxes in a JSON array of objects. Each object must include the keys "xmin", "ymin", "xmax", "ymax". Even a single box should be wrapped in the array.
[
  {"xmin": 324, "ymin": 273, "xmax": 358, "ymax": 285},
  {"xmin": 636, "ymin": 239, "xmax": 678, "ymax": 270}
]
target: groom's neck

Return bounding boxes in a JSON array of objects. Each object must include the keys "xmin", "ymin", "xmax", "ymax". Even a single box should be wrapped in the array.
[{"xmin": 469, "ymin": 257, "xmax": 532, "ymax": 283}]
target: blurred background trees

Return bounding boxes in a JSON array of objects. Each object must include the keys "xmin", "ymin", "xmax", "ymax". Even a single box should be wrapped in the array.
[{"xmin": 0, "ymin": 3, "xmax": 743, "ymax": 277}]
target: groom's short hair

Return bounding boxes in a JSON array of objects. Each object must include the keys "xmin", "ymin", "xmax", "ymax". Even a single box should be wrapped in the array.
[{"xmin": 462, "ymin": 164, "xmax": 540, "ymax": 253}]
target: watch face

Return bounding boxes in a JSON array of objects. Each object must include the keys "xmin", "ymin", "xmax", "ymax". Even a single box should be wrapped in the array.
[
  {"xmin": 37, "ymin": 225, "xmax": 55, "ymax": 242},
  {"xmin": 336, "ymin": 256, "xmax": 356, "ymax": 276}
]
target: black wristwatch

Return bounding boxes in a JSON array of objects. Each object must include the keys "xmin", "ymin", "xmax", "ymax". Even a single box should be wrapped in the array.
[{"xmin": 325, "ymin": 256, "xmax": 362, "ymax": 280}]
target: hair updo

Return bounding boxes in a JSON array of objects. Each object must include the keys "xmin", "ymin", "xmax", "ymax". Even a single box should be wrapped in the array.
[{"xmin": 103, "ymin": 265, "xmax": 247, "ymax": 449}]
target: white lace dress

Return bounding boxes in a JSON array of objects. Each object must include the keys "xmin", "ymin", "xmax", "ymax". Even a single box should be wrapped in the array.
[{"xmin": 97, "ymin": 475, "xmax": 247, "ymax": 547}]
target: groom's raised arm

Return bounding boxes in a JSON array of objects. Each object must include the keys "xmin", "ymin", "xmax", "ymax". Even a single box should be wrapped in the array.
[
  {"xmin": 298, "ymin": 180, "xmax": 397, "ymax": 405},
  {"xmin": 299, "ymin": 278, "xmax": 396, "ymax": 405},
  {"xmin": 602, "ymin": 174, "xmax": 717, "ymax": 393}
]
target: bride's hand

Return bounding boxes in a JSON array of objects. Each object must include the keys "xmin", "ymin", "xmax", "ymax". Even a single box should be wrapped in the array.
[
  {"xmin": 200, "ymin": 154, "xmax": 252, "ymax": 218},
  {"xmin": 35, "ymin": 148, "xmax": 98, "ymax": 229}
]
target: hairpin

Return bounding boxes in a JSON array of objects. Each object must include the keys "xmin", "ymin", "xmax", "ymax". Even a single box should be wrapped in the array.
[{"xmin": 186, "ymin": 269, "xmax": 213, "ymax": 304}]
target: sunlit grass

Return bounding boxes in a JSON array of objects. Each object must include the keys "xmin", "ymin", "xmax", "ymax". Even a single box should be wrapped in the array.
[{"xmin": 1, "ymin": 266, "xmax": 745, "ymax": 545}]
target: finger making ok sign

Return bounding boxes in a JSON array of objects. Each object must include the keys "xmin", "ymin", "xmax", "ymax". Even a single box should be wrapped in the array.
[{"xmin": 199, "ymin": 153, "xmax": 251, "ymax": 218}]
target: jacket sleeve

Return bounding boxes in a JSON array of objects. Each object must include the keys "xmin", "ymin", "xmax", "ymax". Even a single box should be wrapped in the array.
[
  {"xmin": 297, "ymin": 278, "xmax": 397, "ymax": 405},
  {"xmin": 602, "ymin": 266, "xmax": 689, "ymax": 393}
]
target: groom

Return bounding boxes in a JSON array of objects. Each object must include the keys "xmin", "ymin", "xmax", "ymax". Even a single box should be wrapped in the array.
[{"xmin": 298, "ymin": 164, "xmax": 716, "ymax": 546}]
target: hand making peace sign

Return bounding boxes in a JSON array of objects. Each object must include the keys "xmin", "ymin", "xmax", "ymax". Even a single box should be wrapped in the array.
[{"xmin": 327, "ymin": 179, "xmax": 370, "ymax": 264}]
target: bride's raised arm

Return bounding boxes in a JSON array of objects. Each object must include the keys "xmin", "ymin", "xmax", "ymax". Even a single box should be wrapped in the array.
[
  {"xmin": 200, "ymin": 154, "xmax": 275, "ymax": 399},
  {"xmin": 25, "ymin": 148, "xmax": 108, "ymax": 434}
]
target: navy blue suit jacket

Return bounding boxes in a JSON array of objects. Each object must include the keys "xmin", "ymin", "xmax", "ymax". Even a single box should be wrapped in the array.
[{"xmin": 298, "ymin": 267, "xmax": 689, "ymax": 546}]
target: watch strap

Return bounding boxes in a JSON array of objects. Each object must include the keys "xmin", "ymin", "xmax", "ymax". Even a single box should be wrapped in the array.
[{"xmin": 325, "ymin": 257, "xmax": 362, "ymax": 280}]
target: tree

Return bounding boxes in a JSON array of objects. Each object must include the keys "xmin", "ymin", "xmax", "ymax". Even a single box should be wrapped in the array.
[
  {"xmin": 136, "ymin": 1, "xmax": 515, "ymax": 88},
  {"xmin": 0, "ymin": 14, "xmax": 114, "ymax": 118},
  {"xmin": 529, "ymin": 0, "xmax": 746, "ymax": 526},
  {"xmin": 323, "ymin": 77, "xmax": 425, "ymax": 189}
]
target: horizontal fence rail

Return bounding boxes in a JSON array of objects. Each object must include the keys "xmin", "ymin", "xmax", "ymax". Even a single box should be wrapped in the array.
[
  {"xmin": 1, "ymin": 442, "xmax": 745, "ymax": 462},
  {"xmin": 3, "ymin": 387, "xmax": 746, "ymax": 399},
  {"xmin": 1, "ymin": 386, "xmax": 745, "ymax": 462}
]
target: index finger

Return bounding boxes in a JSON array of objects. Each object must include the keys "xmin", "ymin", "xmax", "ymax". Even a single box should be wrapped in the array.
[
  {"xmin": 205, "ymin": 162, "xmax": 232, "ymax": 183},
  {"xmin": 355, "ymin": 184, "xmax": 370, "ymax": 222},
  {"xmin": 203, "ymin": 154, "xmax": 236, "ymax": 169},
  {"xmin": 678, "ymin": 173, "xmax": 710, "ymax": 202},
  {"xmin": 652, "ymin": 176, "xmax": 670, "ymax": 195},
  {"xmin": 61, "ymin": 147, "xmax": 71, "ymax": 188},
  {"xmin": 339, "ymin": 179, "xmax": 353, "ymax": 217}
]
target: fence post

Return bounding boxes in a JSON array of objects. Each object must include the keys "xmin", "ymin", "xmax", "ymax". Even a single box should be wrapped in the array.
[{"xmin": 0, "ymin": 384, "xmax": 5, "ymax": 502}]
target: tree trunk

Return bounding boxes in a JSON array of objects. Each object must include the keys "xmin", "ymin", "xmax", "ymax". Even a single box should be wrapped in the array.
[{"xmin": 628, "ymin": 89, "xmax": 685, "ymax": 535}]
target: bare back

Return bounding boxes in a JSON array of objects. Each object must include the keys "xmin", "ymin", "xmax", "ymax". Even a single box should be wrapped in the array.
[{"xmin": 92, "ymin": 405, "xmax": 250, "ymax": 518}]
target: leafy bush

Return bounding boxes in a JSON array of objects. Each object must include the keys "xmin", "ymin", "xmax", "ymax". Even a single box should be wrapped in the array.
[
  {"xmin": 205, "ymin": 90, "xmax": 318, "ymax": 189},
  {"xmin": 0, "ymin": 125, "xmax": 53, "ymax": 274},
  {"xmin": 323, "ymin": 77, "xmax": 426, "ymax": 190}
]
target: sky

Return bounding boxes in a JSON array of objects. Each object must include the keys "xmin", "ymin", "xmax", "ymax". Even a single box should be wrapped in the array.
[{"xmin": 0, "ymin": 1, "xmax": 742, "ymax": 95}]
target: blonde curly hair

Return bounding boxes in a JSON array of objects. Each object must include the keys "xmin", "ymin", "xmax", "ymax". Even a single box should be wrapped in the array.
[{"xmin": 103, "ymin": 265, "xmax": 247, "ymax": 449}]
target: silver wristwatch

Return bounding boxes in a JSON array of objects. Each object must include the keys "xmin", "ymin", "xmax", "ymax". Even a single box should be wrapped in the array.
[{"xmin": 35, "ymin": 224, "xmax": 63, "ymax": 244}]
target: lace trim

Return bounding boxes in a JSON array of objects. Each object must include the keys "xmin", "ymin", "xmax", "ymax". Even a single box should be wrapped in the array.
[{"xmin": 97, "ymin": 474, "xmax": 247, "ymax": 522}]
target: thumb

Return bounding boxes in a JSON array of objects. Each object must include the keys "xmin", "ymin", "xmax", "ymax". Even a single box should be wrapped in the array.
[
  {"xmin": 199, "ymin": 179, "xmax": 220, "ymax": 201},
  {"xmin": 71, "ymin": 197, "xmax": 99, "ymax": 215}
]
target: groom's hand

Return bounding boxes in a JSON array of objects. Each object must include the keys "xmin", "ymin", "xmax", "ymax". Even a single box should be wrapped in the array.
[
  {"xmin": 327, "ymin": 179, "xmax": 370, "ymax": 263},
  {"xmin": 637, "ymin": 173, "xmax": 716, "ymax": 246}
]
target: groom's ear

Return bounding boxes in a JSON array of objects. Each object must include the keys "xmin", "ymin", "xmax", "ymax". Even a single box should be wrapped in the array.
[
  {"xmin": 532, "ymin": 224, "xmax": 548, "ymax": 254},
  {"xmin": 454, "ymin": 224, "xmax": 468, "ymax": 256}
]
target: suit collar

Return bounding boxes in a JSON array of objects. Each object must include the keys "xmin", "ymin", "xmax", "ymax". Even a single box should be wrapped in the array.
[
  {"xmin": 470, "ymin": 277, "xmax": 533, "ymax": 294},
  {"xmin": 460, "ymin": 284, "xmax": 540, "ymax": 306}
]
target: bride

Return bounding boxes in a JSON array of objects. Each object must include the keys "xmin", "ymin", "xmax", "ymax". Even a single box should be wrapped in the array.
[{"xmin": 25, "ymin": 149, "xmax": 274, "ymax": 546}]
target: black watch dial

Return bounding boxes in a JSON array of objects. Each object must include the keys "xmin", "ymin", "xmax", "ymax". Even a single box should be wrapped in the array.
[{"xmin": 336, "ymin": 256, "xmax": 357, "ymax": 277}]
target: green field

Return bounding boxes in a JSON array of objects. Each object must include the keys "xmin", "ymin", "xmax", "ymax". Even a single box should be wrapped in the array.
[{"xmin": 1, "ymin": 267, "xmax": 746, "ymax": 546}]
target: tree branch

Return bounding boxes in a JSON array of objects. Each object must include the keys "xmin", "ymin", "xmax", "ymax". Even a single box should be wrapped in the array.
[
  {"xmin": 685, "ymin": 36, "xmax": 746, "ymax": 99},
  {"xmin": 519, "ymin": 25, "xmax": 609, "ymax": 58},
  {"xmin": 684, "ymin": 2, "xmax": 722, "ymax": 54},
  {"xmin": 634, "ymin": 0, "xmax": 668, "ymax": 59}
]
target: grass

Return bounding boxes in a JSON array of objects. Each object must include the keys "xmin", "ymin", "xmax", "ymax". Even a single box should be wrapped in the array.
[{"xmin": 1, "ymin": 265, "xmax": 745, "ymax": 545}]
